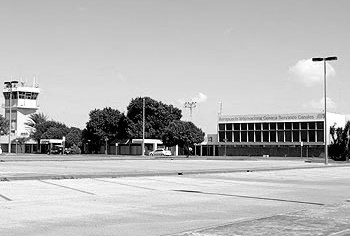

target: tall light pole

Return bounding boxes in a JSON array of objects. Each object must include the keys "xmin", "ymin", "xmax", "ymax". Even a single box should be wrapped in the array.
[
  {"xmin": 142, "ymin": 97, "xmax": 145, "ymax": 156},
  {"xmin": 184, "ymin": 101, "xmax": 197, "ymax": 121},
  {"xmin": 312, "ymin": 56, "xmax": 338, "ymax": 165}
]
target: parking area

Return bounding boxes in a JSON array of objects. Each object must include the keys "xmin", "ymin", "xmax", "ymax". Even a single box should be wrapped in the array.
[{"xmin": 0, "ymin": 164, "xmax": 350, "ymax": 235}]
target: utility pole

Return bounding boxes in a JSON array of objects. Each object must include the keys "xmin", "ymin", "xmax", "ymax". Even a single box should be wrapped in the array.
[{"xmin": 184, "ymin": 101, "xmax": 197, "ymax": 121}]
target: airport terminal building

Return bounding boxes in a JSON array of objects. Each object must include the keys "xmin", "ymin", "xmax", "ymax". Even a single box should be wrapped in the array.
[{"xmin": 196, "ymin": 112, "xmax": 348, "ymax": 157}]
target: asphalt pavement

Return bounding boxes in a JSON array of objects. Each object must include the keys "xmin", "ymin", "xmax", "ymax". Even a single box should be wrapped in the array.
[{"xmin": 0, "ymin": 155, "xmax": 349, "ymax": 235}]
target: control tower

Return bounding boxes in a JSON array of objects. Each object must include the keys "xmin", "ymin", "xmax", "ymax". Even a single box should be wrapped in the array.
[{"xmin": 3, "ymin": 80, "xmax": 40, "ymax": 137}]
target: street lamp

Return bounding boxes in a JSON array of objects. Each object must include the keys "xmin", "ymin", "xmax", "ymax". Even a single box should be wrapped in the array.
[
  {"xmin": 4, "ymin": 80, "xmax": 18, "ymax": 154},
  {"xmin": 184, "ymin": 101, "xmax": 197, "ymax": 121},
  {"xmin": 312, "ymin": 56, "xmax": 338, "ymax": 165}
]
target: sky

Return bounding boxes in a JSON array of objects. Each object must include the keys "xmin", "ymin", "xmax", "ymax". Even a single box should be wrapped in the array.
[{"xmin": 0, "ymin": 0, "xmax": 349, "ymax": 134}]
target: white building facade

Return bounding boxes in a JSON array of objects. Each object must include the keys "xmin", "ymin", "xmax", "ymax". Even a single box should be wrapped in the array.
[
  {"xmin": 196, "ymin": 112, "xmax": 348, "ymax": 157},
  {"xmin": 1, "ymin": 80, "xmax": 40, "ymax": 153}
]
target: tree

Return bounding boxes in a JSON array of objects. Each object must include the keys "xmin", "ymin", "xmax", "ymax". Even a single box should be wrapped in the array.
[
  {"xmin": 162, "ymin": 120, "xmax": 205, "ymax": 155},
  {"xmin": 127, "ymin": 97, "xmax": 182, "ymax": 139},
  {"xmin": 329, "ymin": 121, "xmax": 350, "ymax": 161},
  {"xmin": 25, "ymin": 112, "xmax": 49, "ymax": 129},
  {"xmin": 66, "ymin": 127, "xmax": 83, "ymax": 147},
  {"xmin": 83, "ymin": 107, "xmax": 124, "ymax": 153},
  {"xmin": 41, "ymin": 126, "xmax": 70, "ymax": 139},
  {"xmin": 32, "ymin": 120, "xmax": 69, "ymax": 141},
  {"xmin": 25, "ymin": 113, "xmax": 49, "ymax": 151},
  {"xmin": 0, "ymin": 114, "xmax": 9, "ymax": 135}
]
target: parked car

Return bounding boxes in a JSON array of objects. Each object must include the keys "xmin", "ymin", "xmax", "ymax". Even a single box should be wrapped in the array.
[
  {"xmin": 64, "ymin": 148, "xmax": 71, "ymax": 155},
  {"xmin": 149, "ymin": 148, "xmax": 171, "ymax": 156},
  {"xmin": 49, "ymin": 145, "xmax": 63, "ymax": 155}
]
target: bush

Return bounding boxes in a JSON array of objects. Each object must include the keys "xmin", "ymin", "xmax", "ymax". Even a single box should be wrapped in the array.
[{"xmin": 70, "ymin": 144, "xmax": 81, "ymax": 154}]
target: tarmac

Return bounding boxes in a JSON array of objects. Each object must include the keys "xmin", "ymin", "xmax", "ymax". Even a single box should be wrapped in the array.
[
  {"xmin": 174, "ymin": 202, "xmax": 350, "ymax": 236},
  {"xmin": 0, "ymin": 154, "xmax": 350, "ymax": 235}
]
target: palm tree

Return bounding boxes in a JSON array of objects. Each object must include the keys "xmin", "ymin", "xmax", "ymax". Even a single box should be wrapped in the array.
[
  {"xmin": 25, "ymin": 112, "xmax": 48, "ymax": 153},
  {"xmin": 25, "ymin": 113, "xmax": 48, "ymax": 129}
]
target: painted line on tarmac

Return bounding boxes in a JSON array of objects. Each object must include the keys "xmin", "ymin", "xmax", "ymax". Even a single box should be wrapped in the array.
[
  {"xmin": 38, "ymin": 180, "xmax": 95, "ymax": 195},
  {"xmin": 173, "ymin": 189, "xmax": 325, "ymax": 206},
  {"xmin": 93, "ymin": 178, "xmax": 159, "ymax": 191},
  {"xmin": 141, "ymin": 177, "xmax": 204, "ymax": 187},
  {"xmin": 329, "ymin": 229, "xmax": 350, "ymax": 236},
  {"xmin": 0, "ymin": 194, "xmax": 12, "ymax": 201}
]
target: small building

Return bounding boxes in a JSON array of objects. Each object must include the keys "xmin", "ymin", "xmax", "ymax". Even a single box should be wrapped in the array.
[{"xmin": 40, "ymin": 139, "xmax": 65, "ymax": 154}]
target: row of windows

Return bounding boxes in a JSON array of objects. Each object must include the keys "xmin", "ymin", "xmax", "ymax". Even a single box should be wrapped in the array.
[
  {"xmin": 218, "ymin": 122, "xmax": 324, "ymax": 131},
  {"xmin": 4, "ymin": 92, "xmax": 39, "ymax": 100},
  {"xmin": 218, "ymin": 130, "xmax": 324, "ymax": 143}
]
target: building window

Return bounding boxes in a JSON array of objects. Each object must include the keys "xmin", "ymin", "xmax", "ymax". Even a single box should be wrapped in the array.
[
  {"xmin": 293, "ymin": 122, "xmax": 299, "ymax": 130},
  {"xmin": 301, "ymin": 130, "xmax": 307, "ymax": 142},
  {"xmin": 12, "ymin": 92, "xmax": 18, "ymax": 99},
  {"xmin": 234, "ymin": 123, "xmax": 240, "ymax": 130},
  {"xmin": 263, "ymin": 131, "xmax": 269, "ymax": 142},
  {"xmin": 285, "ymin": 122, "xmax": 292, "ymax": 130},
  {"xmin": 248, "ymin": 131, "xmax": 254, "ymax": 142},
  {"xmin": 270, "ymin": 123, "xmax": 276, "ymax": 130},
  {"xmin": 316, "ymin": 122, "xmax": 324, "ymax": 129},
  {"xmin": 226, "ymin": 132, "xmax": 232, "ymax": 142},
  {"xmin": 293, "ymin": 131, "xmax": 299, "ymax": 142},
  {"xmin": 301, "ymin": 122, "xmax": 308, "ymax": 130},
  {"xmin": 309, "ymin": 122, "xmax": 316, "ymax": 130},
  {"xmin": 285, "ymin": 131, "xmax": 292, "ymax": 142},
  {"xmin": 226, "ymin": 123, "xmax": 232, "ymax": 130},
  {"xmin": 255, "ymin": 131, "xmax": 261, "ymax": 142},
  {"xmin": 270, "ymin": 131, "xmax": 276, "ymax": 142},
  {"xmin": 248, "ymin": 123, "xmax": 254, "ymax": 130},
  {"xmin": 263, "ymin": 123, "xmax": 269, "ymax": 130},
  {"xmin": 277, "ymin": 122, "xmax": 284, "ymax": 130},
  {"xmin": 234, "ymin": 131, "xmax": 240, "ymax": 142},
  {"xmin": 317, "ymin": 130, "xmax": 324, "ymax": 142},
  {"xmin": 278, "ymin": 131, "xmax": 284, "ymax": 142},
  {"xmin": 241, "ymin": 123, "xmax": 247, "ymax": 130},
  {"xmin": 19, "ymin": 92, "xmax": 25, "ymax": 99},
  {"xmin": 309, "ymin": 130, "xmax": 316, "ymax": 142},
  {"xmin": 219, "ymin": 131, "xmax": 225, "ymax": 142},
  {"xmin": 241, "ymin": 131, "xmax": 247, "ymax": 142},
  {"xmin": 255, "ymin": 123, "xmax": 261, "ymax": 130},
  {"xmin": 219, "ymin": 124, "xmax": 225, "ymax": 131}
]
